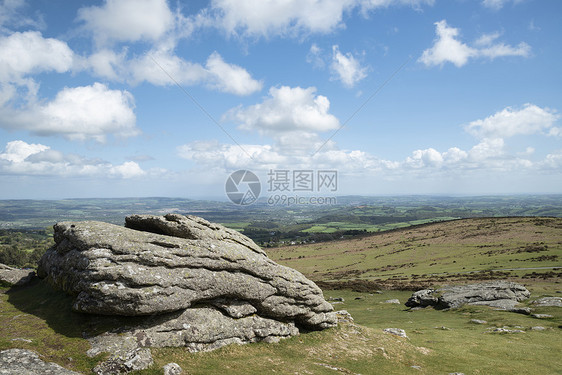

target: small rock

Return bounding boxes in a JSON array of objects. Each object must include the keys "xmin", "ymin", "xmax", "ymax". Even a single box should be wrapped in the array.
[
  {"xmin": 374, "ymin": 291, "xmax": 383, "ymax": 294},
  {"xmin": 0, "ymin": 349, "xmax": 80, "ymax": 374},
  {"xmin": 532, "ymin": 314, "xmax": 553, "ymax": 319},
  {"xmin": 335, "ymin": 310, "xmax": 354, "ymax": 323},
  {"xmin": 449, "ymin": 373, "xmax": 465, "ymax": 375},
  {"xmin": 435, "ymin": 326, "xmax": 451, "ymax": 330},
  {"xmin": 0, "ymin": 263, "xmax": 35, "ymax": 286},
  {"xmin": 354, "ymin": 296, "xmax": 364, "ymax": 300},
  {"xmin": 531, "ymin": 326, "xmax": 546, "ymax": 331},
  {"xmin": 328, "ymin": 297, "xmax": 345, "ymax": 302},
  {"xmin": 509, "ymin": 307, "xmax": 531, "ymax": 315},
  {"xmin": 490, "ymin": 328, "xmax": 525, "ymax": 334},
  {"xmin": 382, "ymin": 299, "xmax": 400, "ymax": 304},
  {"xmin": 383, "ymin": 328, "xmax": 408, "ymax": 338},
  {"xmin": 330, "ymin": 301, "xmax": 344, "ymax": 305},
  {"xmin": 470, "ymin": 319, "xmax": 487, "ymax": 324},
  {"xmin": 530, "ymin": 297, "xmax": 562, "ymax": 307},
  {"xmin": 163, "ymin": 362, "xmax": 183, "ymax": 375},
  {"xmin": 411, "ymin": 365, "xmax": 422, "ymax": 370},
  {"xmin": 10, "ymin": 338, "xmax": 32, "ymax": 343}
]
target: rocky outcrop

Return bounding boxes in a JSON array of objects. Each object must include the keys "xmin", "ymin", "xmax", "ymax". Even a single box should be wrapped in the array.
[
  {"xmin": 530, "ymin": 297, "xmax": 562, "ymax": 307},
  {"xmin": 405, "ymin": 281, "xmax": 530, "ymax": 309},
  {"xmin": 0, "ymin": 348, "xmax": 80, "ymax": 375},
  {"xmin": 37, "ymin": 214, "xmax": 336, "ymax": 355},
  {"xmin": 0, "ymin": 263, "xmax": 35, "ymax": 286}
]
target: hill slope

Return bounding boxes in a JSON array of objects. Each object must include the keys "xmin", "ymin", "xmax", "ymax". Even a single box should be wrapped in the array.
[{"xmin": 267, "ymin": 217, "xmax": 562, "ymax": 289}]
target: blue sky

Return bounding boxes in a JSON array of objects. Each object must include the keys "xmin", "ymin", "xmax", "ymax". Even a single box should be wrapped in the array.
[{"xmin": 0, "ymin": 0, "xmax": 561, "ymax": 199}]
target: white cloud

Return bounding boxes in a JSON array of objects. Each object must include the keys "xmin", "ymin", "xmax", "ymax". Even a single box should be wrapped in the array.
[
  {"xmin": 110, "ymin": 161, "xmax": 146, "ymax": 178},
  {"xmin": 481, "ymin": 0, "xmax": 523, "ymax": 10},
  {"xmin": 77, "ymin": 0, "xmax": 174, "ymax": 44},
  {"xmin": 0, "ymin": 140, "xmax": 49, "ymax": 163},
  {"xmin": 405, "ymin": 148, "xmax": 444, "ymax": 168},
  {"xmin": 419, "ymin": 20, "xmax": 476, "ymax": 67},
  {"xmin": 87, "ymin": 49, "xmax": 262, "ymax": 96},
  {"xmin": 229, "ymin": 86, "xmax": 340, "ymax": 136},
  {"xmin": 330, "ymin": 45, "xmax": 368, "ymax": 88},
  {"xmin": 0, "ymin": 31, "xmax": 74, "ymax": 83},
  {"xmin": 0, "ymin": 0, "xmax": 44, "ymax": 29},
  {"xmin": 205, "ymin": 52, "xmax": 263, "ymax": 95},
  {"xmin": 210, "ymin": 0, "xmax": 355, "ymax": 37},
  {"xmin": 209, "ymin": 0, "xmax": 434, "ymax": 38},
  {"xmin": 0, "ymin": 83, "xmax": 139, "ymax": 142},
  {"xmin": 465, "ymin": 104, "xmax": 560, "ymax": 139},
  {"xmin": 0, "ymin": 140, "xmax": 147, "ymax": 178},
  {"xmin": 419, "ymin": 20, "xmax": 530, "ymax": 68}
]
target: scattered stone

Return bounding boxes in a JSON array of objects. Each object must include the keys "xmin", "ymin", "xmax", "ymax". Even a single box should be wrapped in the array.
[
  {"xmin": 328, "ymin": 297, "xmax": 345, "ymax": 302},
  {"xmin": 93, "ymin": 348, "xmax": 153, "ymax": 375},
  {"xmin": 435, "ymin": 326, "xmax": 451, "ymax": 330},
  {"xmin": 163, "ymin": 362, "xmax": 183, "ymax": 375},
  {"xmin": 335, "ymin": 310, "xmax": 354, "ymax": 324},
  {"xmin": 0, "ymin": 263, "xmax": 35, "ymax": 286},
  {"xmin": 470, "ymin": 319, "xmax": 487, "ymax": 324},
  {"xmin": 382, "ymin": 299, "xmax": 400, "ymax": 304},
  {"xmin": 532, "ymin": 314, "xmax": 553, "ymax": 319},
  {"xmin": 531, "ymin": 297, "xmax": 562, "ymax": 307},
  {"xmin": 10, "ymin": 338, "xmax": 32, "ymax": 343},
  {"xmin": 489, "ymin": 328, "xmax": 525, "ymax": 334},
  {"xmin": 448, "ymin": 373, "xmax": 465, "ymax": 375},
  {"xmin": 354, "ymin": 296, "xmax": 364, "ymax": 300},
  {"xmin": 0, "ymin": 348, "xmax": 80, "ymax": 374},
  {"xmin": 374, "ymin": 291, "xmax": 383, "ymax": 294},
  {"xmin": 411, "ymin": 365, "xmax": 422, "ymax": 370},
  {"xmin": 530, "ymin": 326, "xmax": 546, "ymax": 331},
  {"xmin": 383, "ymin": 328, "xmax": 408, "ymax": 338},
  {"xmin": 405, "ymin": 281, "xmax": 530, "ymax": 309},
  {"xmin": 509, "ymin": 307, "xmax": 532, "ymax": 315},
  {"xmin": 330, "ymin": 301, "xmax": 344, "ymax": 305},
  {"xmin": 37, "ymin": 215, "xmax": 336, "ymax": 354}
]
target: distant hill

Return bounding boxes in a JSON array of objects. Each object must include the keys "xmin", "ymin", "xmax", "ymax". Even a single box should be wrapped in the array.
[{"xmin": 267, "ymin": 217, "xmax": 562, "ymax": 290}]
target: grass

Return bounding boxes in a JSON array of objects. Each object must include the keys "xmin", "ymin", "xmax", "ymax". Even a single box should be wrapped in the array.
[
  {"xmin": 267, "ymin": 217, "xmax": 562, "ymax": 287},
  {"xmin": 1, "ymin": 217, "xmax": 561, "ymax": 374}
]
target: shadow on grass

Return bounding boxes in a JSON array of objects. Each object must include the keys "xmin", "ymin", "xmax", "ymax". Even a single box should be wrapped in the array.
[{"xmin": 6, "ymin": 277, "xmax": 149, "ymax": 339}]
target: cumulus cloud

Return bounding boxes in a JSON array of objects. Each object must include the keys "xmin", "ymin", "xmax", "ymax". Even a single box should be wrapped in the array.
[
  {"xmin": 0, "ymin": 83, "xmax": 139, "ymax": 142},
  {"xmin": 419, "ymin": 20, "xmax": 530, "ymax": 67},
  {"xmin": 85, "ymin": 49, "xmax": 262, "ymax": 96},
  {"xmin": 0, "ymin": 140, "xmax": 146, "ymax": 178},
  {"xmin": 330, "ymin": 45, "xmax": 368, "ymax": 88},
  {"xmin": 0, "ymin": 31, "xmax": 74, "ymax": 83},
  {"xmin": 209, "ymin": 0, "xmax": 434, "ymax": 38},
  {"xmin": 230, "ymin": 86, "xmax": 339, "ymax": 134},
  {"xmin": 77, "ymin": 0, "xmax": 175, "ymax": 45},
  {"xmin": 465, "ymin": 104, "xmax": 560, "ymax": 139}
]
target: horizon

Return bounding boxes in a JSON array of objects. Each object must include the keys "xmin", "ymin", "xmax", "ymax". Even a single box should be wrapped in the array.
[{"xmin": 1, "ymin": 1, "xmax": 561, "ymax": 199}]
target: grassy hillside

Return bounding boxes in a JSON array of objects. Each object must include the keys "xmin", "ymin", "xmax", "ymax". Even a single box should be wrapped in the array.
[
  {"xmin": 1, "ymin": 217, "xmax": 560, "ymax": 374},
  {"xmin": 267, "ymin": 217, "xmax": 562, "ymax": 289}
]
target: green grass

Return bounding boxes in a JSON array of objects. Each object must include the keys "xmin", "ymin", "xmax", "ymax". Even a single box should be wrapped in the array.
[
  {"xmin": 268, "ymin": 217, "xmax": 562, "ymax": 285},
  {"xmin": 1, "ymin": 217, "xmax": 561, "ymax": 374}
]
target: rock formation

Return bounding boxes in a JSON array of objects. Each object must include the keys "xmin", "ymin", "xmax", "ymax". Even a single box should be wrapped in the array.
[
  {"xmin": 37, "ymin": 214, "xmax": 336, "ymax": 355},
  {"xmin": 405, "ymin": 281, "xmax": 530, "ymax": 310},
  {"xmin": 0, "ymin": 349, "xmax": 80, "ymax": 375},
  {"xmin": 0, "ymin": 263, "xmax": 35, "ymax": 286}
]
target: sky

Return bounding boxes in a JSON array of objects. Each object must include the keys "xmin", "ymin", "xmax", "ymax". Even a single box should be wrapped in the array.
[{"xmin": 0, "ymin": 0, "xmax": 561, "ymax": 200}]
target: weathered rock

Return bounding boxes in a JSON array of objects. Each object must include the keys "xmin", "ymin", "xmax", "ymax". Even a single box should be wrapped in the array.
[
  {"xmin": 0, "ymin": 348, "xmax": 80, "ymax": 375},
  {"xmin": 125, "ymin": 213, "xmax": 263, "ymax": 255},
  {"xmin": 470, "ymin": 319, "xmax": 487, "ymax": 324},
  {"xmin": 0, "ymin": 263, "xmax": 35, "ymax": 286},
  {"xmin": 530, "ymin": 297, "xmax": 562, "ymax": 307},
  {"xmin": 405, "ymin": 281, "xmax": 530, "ymax": 309},
  {"xmin": 37, "ymin": 215, "xmax": 336, "ymax": 352},
  {"xmin": 383, "ymin": 328, "xmax": 408, "ymax": 338},
  {"xmin": 530, "ymin": 326, "xmax": 546, "ymax": 331},
  {"xmin": 92, "ymin": 347, "xmax": 153, "ymax": 375},
  {"xmin": 382, "ymin": 299, "xmax": 400, "ymax": 304},
  {"xmin": 531, "ymin": 313, "xmax": 553, "ymax": 319},
  {"xmin": 163, "ymin": 362, "xmax": 183, "ymax": 375}
]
